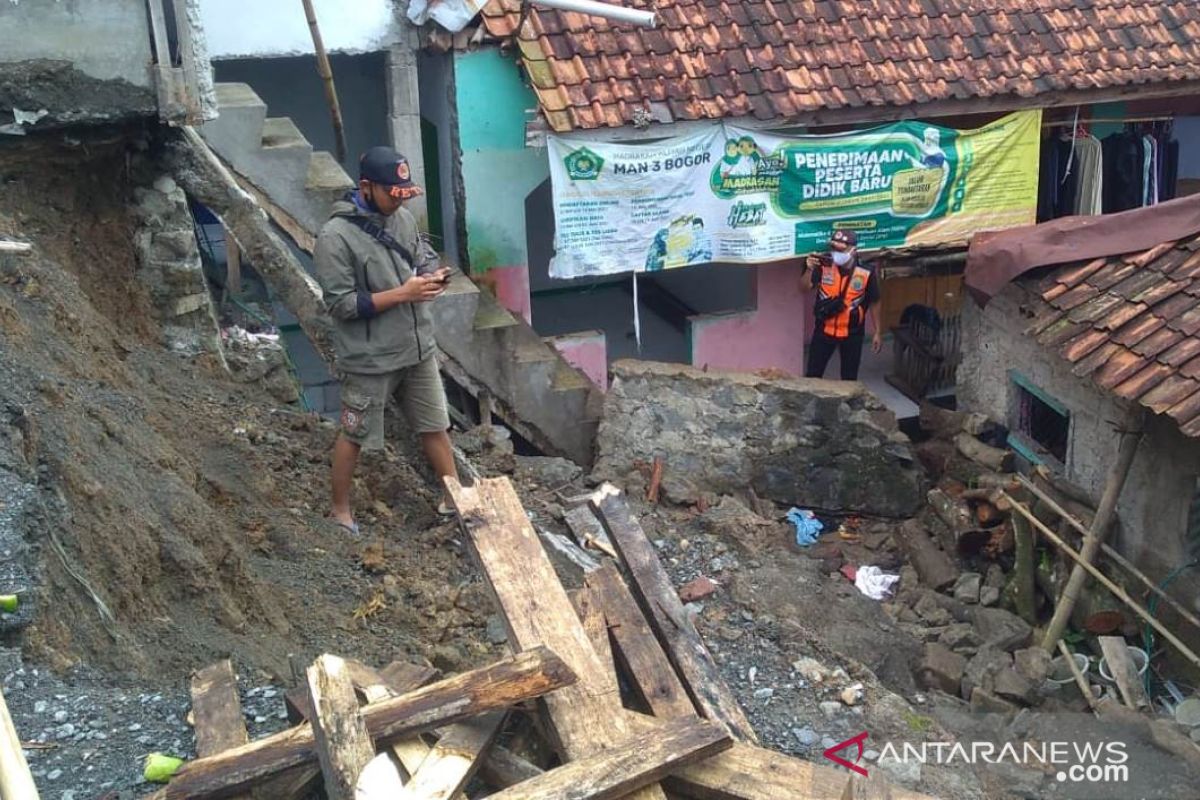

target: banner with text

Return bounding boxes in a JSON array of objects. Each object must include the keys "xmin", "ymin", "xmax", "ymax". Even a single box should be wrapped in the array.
[{"xmin": 547, "ymin": 110, "xmax": 1041, "ymax": 279}]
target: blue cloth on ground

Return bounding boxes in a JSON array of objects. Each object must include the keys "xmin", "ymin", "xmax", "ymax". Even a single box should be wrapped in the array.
[{"xmin": 786, "ymin": 507, "xmax": 824, "ymax": 547}]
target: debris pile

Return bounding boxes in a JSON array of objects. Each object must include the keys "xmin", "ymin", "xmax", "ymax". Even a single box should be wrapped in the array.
[{"xmin": 2, "ymin": 480, "xmax": 935, "ymax": 800}]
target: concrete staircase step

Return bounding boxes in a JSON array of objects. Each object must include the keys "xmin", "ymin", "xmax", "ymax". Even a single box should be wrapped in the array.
[
  {"xmin": 552, "ymin": 360, "xmax": 592, "ymax": 391},
  {"xmin": 307, "ymin": 151, "xmax": 354, "ymax": 192},
  {"xmin": 261, "ymin": 117, "xmax": 310, "ymax": 151},
  {"xmin": 514, "ymin": 343, "xmax": 559, "ymax": 364},
  {"xmin": 214, "ymin": 82, "xmax": 265, "ymax": 109},
  {"xmin": 473, "ymin": 301, "xmax": 518, "ymax": 331}
]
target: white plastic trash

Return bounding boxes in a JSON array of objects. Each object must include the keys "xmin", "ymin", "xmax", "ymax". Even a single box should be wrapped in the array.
[{"xmin": 1047, "ymin": 652, "xmax": 1090, "ymax": 686}]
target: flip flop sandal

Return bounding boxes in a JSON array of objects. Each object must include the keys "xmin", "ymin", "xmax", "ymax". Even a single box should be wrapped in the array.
[
  {"xmin": 436, "ymin": 502, "xmax": 455, "ymax": 517},
  {"xmin": 333, "ymin": 519, "xmax": 361, "ymax": 537}
]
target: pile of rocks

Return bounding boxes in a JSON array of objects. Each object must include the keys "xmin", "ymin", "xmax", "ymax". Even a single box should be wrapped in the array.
[{"xmin": 886, "ymin": 569, "xmax": 1061, "ymax": 712}]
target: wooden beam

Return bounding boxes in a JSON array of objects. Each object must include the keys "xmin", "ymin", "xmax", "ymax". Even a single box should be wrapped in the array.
[
  {"xmin": 397, "ymin": 711, "xmax": 505, "ymax": 800},
  {"xmin": 570, "ymin": 584, "xmax": 618, "ymax": 694},
  {"xmin": 307, "ymin": 655, "xmax": 377, "ymax": 800},
  {"xmin": 664, "ymin": 740, "xmax": 934, "ymax": 800},
  {"xmin": 592, "ymin": 493, "xmax": 758, "ymax": 743},
  {"xmin": 1042, "ymin": 406, "xmax": 1144, "ymax": 651},
  {"xmin": 163, "ymin": 646, "xmax": 575, "ymax": 800},
  {"xmin": 188, "ymin": 660, "xmax": 254, "ymax": 800},
  {"xmin": 169, "ymin": 0, "xmax": 202, "ymax": 122},
  {"xmin": 488, "ymin": 718, "xmax": 730, "ymax": 800},
  {"xmin": 190, "ymin": 660, "xmax": 250, "ymax": 756},
  {"xmin": 447, "ymin": 476, "xmax": 669, "ymax": 800},
  {"xmin": 565, "ymin": 505, "xmax": 617, "ymax": 558},
  {"xmin": 477, "ymin": 742, "xmax": 545, "ymax": 790},
  {"xmin": 585, "ymin": 562, "xmax": 696, "ymax": 719},
  {"xmin": 0, "ymin": 684, "xmax": 39, "ymax": 800},
  {"xmin": 1097, "ymin": 636, "xmax": 1150, "ymax": 710}
]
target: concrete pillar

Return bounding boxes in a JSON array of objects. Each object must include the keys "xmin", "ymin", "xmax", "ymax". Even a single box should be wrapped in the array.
[{"xmin": 386, "ymin": 33, "xmax": 428, "ymax": 229}]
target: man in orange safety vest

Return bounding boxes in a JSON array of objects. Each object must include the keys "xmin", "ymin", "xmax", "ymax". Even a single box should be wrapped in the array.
[{"xmin": 803, "ymin": 228, "xmax": 882, "ymax": 380}]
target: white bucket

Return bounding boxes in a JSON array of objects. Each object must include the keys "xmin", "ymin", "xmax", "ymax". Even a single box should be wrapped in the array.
[
  {"xmin": 1098, "ymin": 646, "xmax": 1149, "ymax": 684},
  {"xmin": 1047, "ymin": 652, "xmax": 1091, "ymax": 685}
]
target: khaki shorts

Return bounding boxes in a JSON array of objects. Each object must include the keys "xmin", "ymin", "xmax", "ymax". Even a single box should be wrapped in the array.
[{"xmin": 338, "ymin": 357, "xmax": 451, "ymax": 450}]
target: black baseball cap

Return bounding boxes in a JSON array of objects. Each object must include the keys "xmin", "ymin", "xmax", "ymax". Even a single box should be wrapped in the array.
[
  {"xmin": 359, "ymin": 146, "xmax": 423, "ymax": 199},
  {"xmin": 830, "ymin": 229, "xmax": 858, "ymax": 247}
]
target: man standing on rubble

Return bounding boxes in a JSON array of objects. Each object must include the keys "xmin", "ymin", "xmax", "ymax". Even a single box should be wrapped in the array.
[
  {"xmin": 314, "ymin": 146, "xmax": 458, "ymax": 535},
  {"xmin": 803, "ymin": 229, "xmax": 883, "ymax": 381}
]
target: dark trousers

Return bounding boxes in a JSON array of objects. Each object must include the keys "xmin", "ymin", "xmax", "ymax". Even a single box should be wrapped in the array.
[{"xmin": 806, "ymin": 330, "xmax": 865, "ymax": 380}]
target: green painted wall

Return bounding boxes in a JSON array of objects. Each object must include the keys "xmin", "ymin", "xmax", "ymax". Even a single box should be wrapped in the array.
[{"xmin": 455, "ymin": 48, "xmax": 549, "ymax": 273}]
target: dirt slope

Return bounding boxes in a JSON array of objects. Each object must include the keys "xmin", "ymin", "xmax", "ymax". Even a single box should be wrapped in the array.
[{"xmin": 0, "ymin": 132, "xmax": 489, "ymax": 682}]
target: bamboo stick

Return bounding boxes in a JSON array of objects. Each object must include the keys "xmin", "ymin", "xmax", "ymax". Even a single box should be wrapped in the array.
[
  {"xmin": 1006, "ymin": 494, "xmax": 1200, "ymax": 672},
  {"xmin": 1056, "ymin": 640, "xmax": 1099, "ymax": 714},
  {"xmin": 301, "ymin": 0, "xmax": 347, "ymax": 163},
  {"xmin": 1041, "ymin": 407, "xmax": 1144, "ymax": 651},
  {"xmin": 1016, "ymin": 473, "xmax": 1200, "ymax": 634},
  {"xmin": 0, "ymin": 685, "xmax": 40, "ymax": 800}
]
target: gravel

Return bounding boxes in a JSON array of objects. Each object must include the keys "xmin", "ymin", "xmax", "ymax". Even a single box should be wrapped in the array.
[{"xmin": 1, "ymin": 647, "xmax": 293, "ymax": 798}]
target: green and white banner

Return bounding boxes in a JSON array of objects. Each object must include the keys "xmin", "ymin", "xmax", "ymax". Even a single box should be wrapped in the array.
[{"xmin": 547, "ymin": 110, "xmax": 1041, "ymax": 279}]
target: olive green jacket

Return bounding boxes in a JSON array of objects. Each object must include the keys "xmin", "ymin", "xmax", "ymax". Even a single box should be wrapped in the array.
[{"xmin": 314, "ymin": 196, "xmax": 439, "ymax": 374}]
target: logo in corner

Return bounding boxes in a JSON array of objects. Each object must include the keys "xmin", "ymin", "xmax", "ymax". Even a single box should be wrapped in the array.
[
  {"xmin": 823, "ymin": 731, "xmax": 869, "ymax": 777},
  {"xmin": 564, "ymin": 147, "xmax": 605, "ymax": 180}
]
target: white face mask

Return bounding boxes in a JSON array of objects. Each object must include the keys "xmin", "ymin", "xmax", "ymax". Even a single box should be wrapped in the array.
[{"xmin": 831, "ymin": 250, "xmax": 853, "ymax": 267}]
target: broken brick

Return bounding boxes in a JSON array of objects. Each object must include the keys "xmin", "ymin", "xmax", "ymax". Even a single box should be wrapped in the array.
[{"xmin": 678, "ymin": 576, "xmax": 718, "ymax": 603}]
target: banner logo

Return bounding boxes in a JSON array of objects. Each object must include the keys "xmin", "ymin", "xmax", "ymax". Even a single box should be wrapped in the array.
[{"xmin": 563, "ymin": 147, "xmax": 605, "ymax": 181}]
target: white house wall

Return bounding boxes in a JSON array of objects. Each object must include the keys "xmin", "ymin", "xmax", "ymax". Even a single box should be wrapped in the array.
[{"xmin": 199, "ymin": 0, "xmax": 402, "ymax": 59}]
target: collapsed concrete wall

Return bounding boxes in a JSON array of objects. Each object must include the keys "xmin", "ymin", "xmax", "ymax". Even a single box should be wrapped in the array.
[{"xmin": 594, "ymin": 360, "xmax": 923, "ymax": 517}]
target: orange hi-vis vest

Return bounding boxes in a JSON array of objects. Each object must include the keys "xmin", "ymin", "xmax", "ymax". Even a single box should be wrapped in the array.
[{"xmin": 818, "ymin": 262, "xmax": 873, "ymax": 339}]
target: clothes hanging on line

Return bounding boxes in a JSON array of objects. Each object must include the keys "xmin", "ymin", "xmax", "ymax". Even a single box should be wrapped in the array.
[{"xmin": 1038, "ymin": 120, "xmax": 1178, "ymax": 220}]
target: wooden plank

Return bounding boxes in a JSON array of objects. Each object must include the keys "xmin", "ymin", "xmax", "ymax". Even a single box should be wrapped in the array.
[
  {"xmin": 1097, "ymin": 636, "xmax": 1150, "ymax": 710},
  {"xmin": 170, "ymin": 0, "xmax": 202, "ymax": 122},
  {"xmin": 308, "ymin": 654, "xmax": 378, "ymax": 800},
  {"xmin": 487, "ymin": 717, "xmax": 731, "ymax": 800},
  {"xmin": 477, "ymin": 743, "xmax": 544, "ymax": 790},
  {"xmin": 565, "ymin": 504, "xmax": 617, "ymax": 558},
  {"xmin": 592, "ymin": 493, "xmax": 758, "ymax": 743},
  {"xmin": 447, "ymin": 476, "xmax": 669, "ymax": 800},
  {"xmin": 190, "ymin": 660, "xmax": 249, "ymax": 756},
  {"xmin": 664, "ymin": 740, "xmax": 935, "ymax": 800},
  {"xmin": 570, "ymin": 585, "xmax": 618, "ymax": 694},
  {"xmin": 397, "ymin": 711, "xmax": 505, "ymax": 800},
  {"xmin": 163, "ymin": 646, "xmax": 575, "ymax": 800},
  {"xmin": 585, "ymin": 562, "xmax": 697, "ymax": 719},
  {"xmin": 144, "ymin": 0, "xmax": 176, "ymax": 118},
  {"xmin": 0, "ymin": 241, "xmax": 33, "ymax": 254},
  {"xmin": 0, "ymin": 684, "xmax": 39, "ymax": 800}
]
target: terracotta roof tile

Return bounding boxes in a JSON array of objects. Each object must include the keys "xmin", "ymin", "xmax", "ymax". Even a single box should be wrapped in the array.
[
  {"xmin": 1112, "ymin": 361, "xmax": 1172, "ymax": 400},
  {"xmin": 1166, "ymin": 390, "xmax": 1200, "ymax": 428},
  {"xmin": 1020, "ymin": 227, "xmax": 1200, "ymax": 438},
  {"xmin": 1072, "ymin": 341, "xmax": 1122, "ymax": 378},
  {"xmin": 480, "ymin": 0, "xmax": 1200, "ymax": 130},
  {"xmin": 1142, "ymin": 375, "xmax": 1198, "ymax": 414}
]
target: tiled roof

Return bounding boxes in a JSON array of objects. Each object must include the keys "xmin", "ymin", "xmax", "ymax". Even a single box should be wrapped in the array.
[
  {"xmin": 478, "ymin": 0, "xmax": 1200, "ymax": 131},
  {"xmin": 1026, "ymin": 237, "xmax": 1200, "ymax": 438}
]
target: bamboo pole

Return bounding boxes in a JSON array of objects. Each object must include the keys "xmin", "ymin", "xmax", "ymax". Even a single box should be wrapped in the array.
[
  {"xmin": 0, "ymin": 685, "xmax": 40, "ymax": 800},
  {"xmin": 1056, "ymin": 640, "xmax": 1099, "ymax": 714},
  {"xmin": 1041, "ymin": 407, "xmax": 1145, "ymax": 651},
  {"xmin": 1005, "ymin": 494, "xmax": 1200, "ymax": 672},
  {"xmin": 1016, "ymin": 473, "xmax": 1200, "ymax": 634},
  {"xmin": 300, "ymin": 0, "xmax": 347, "ymax": 163}
]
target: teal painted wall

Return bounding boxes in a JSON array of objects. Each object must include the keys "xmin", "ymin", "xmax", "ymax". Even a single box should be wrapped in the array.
[{"xmin": 455, "ymin": 48, "xmax": 549, "ymax": 272}]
